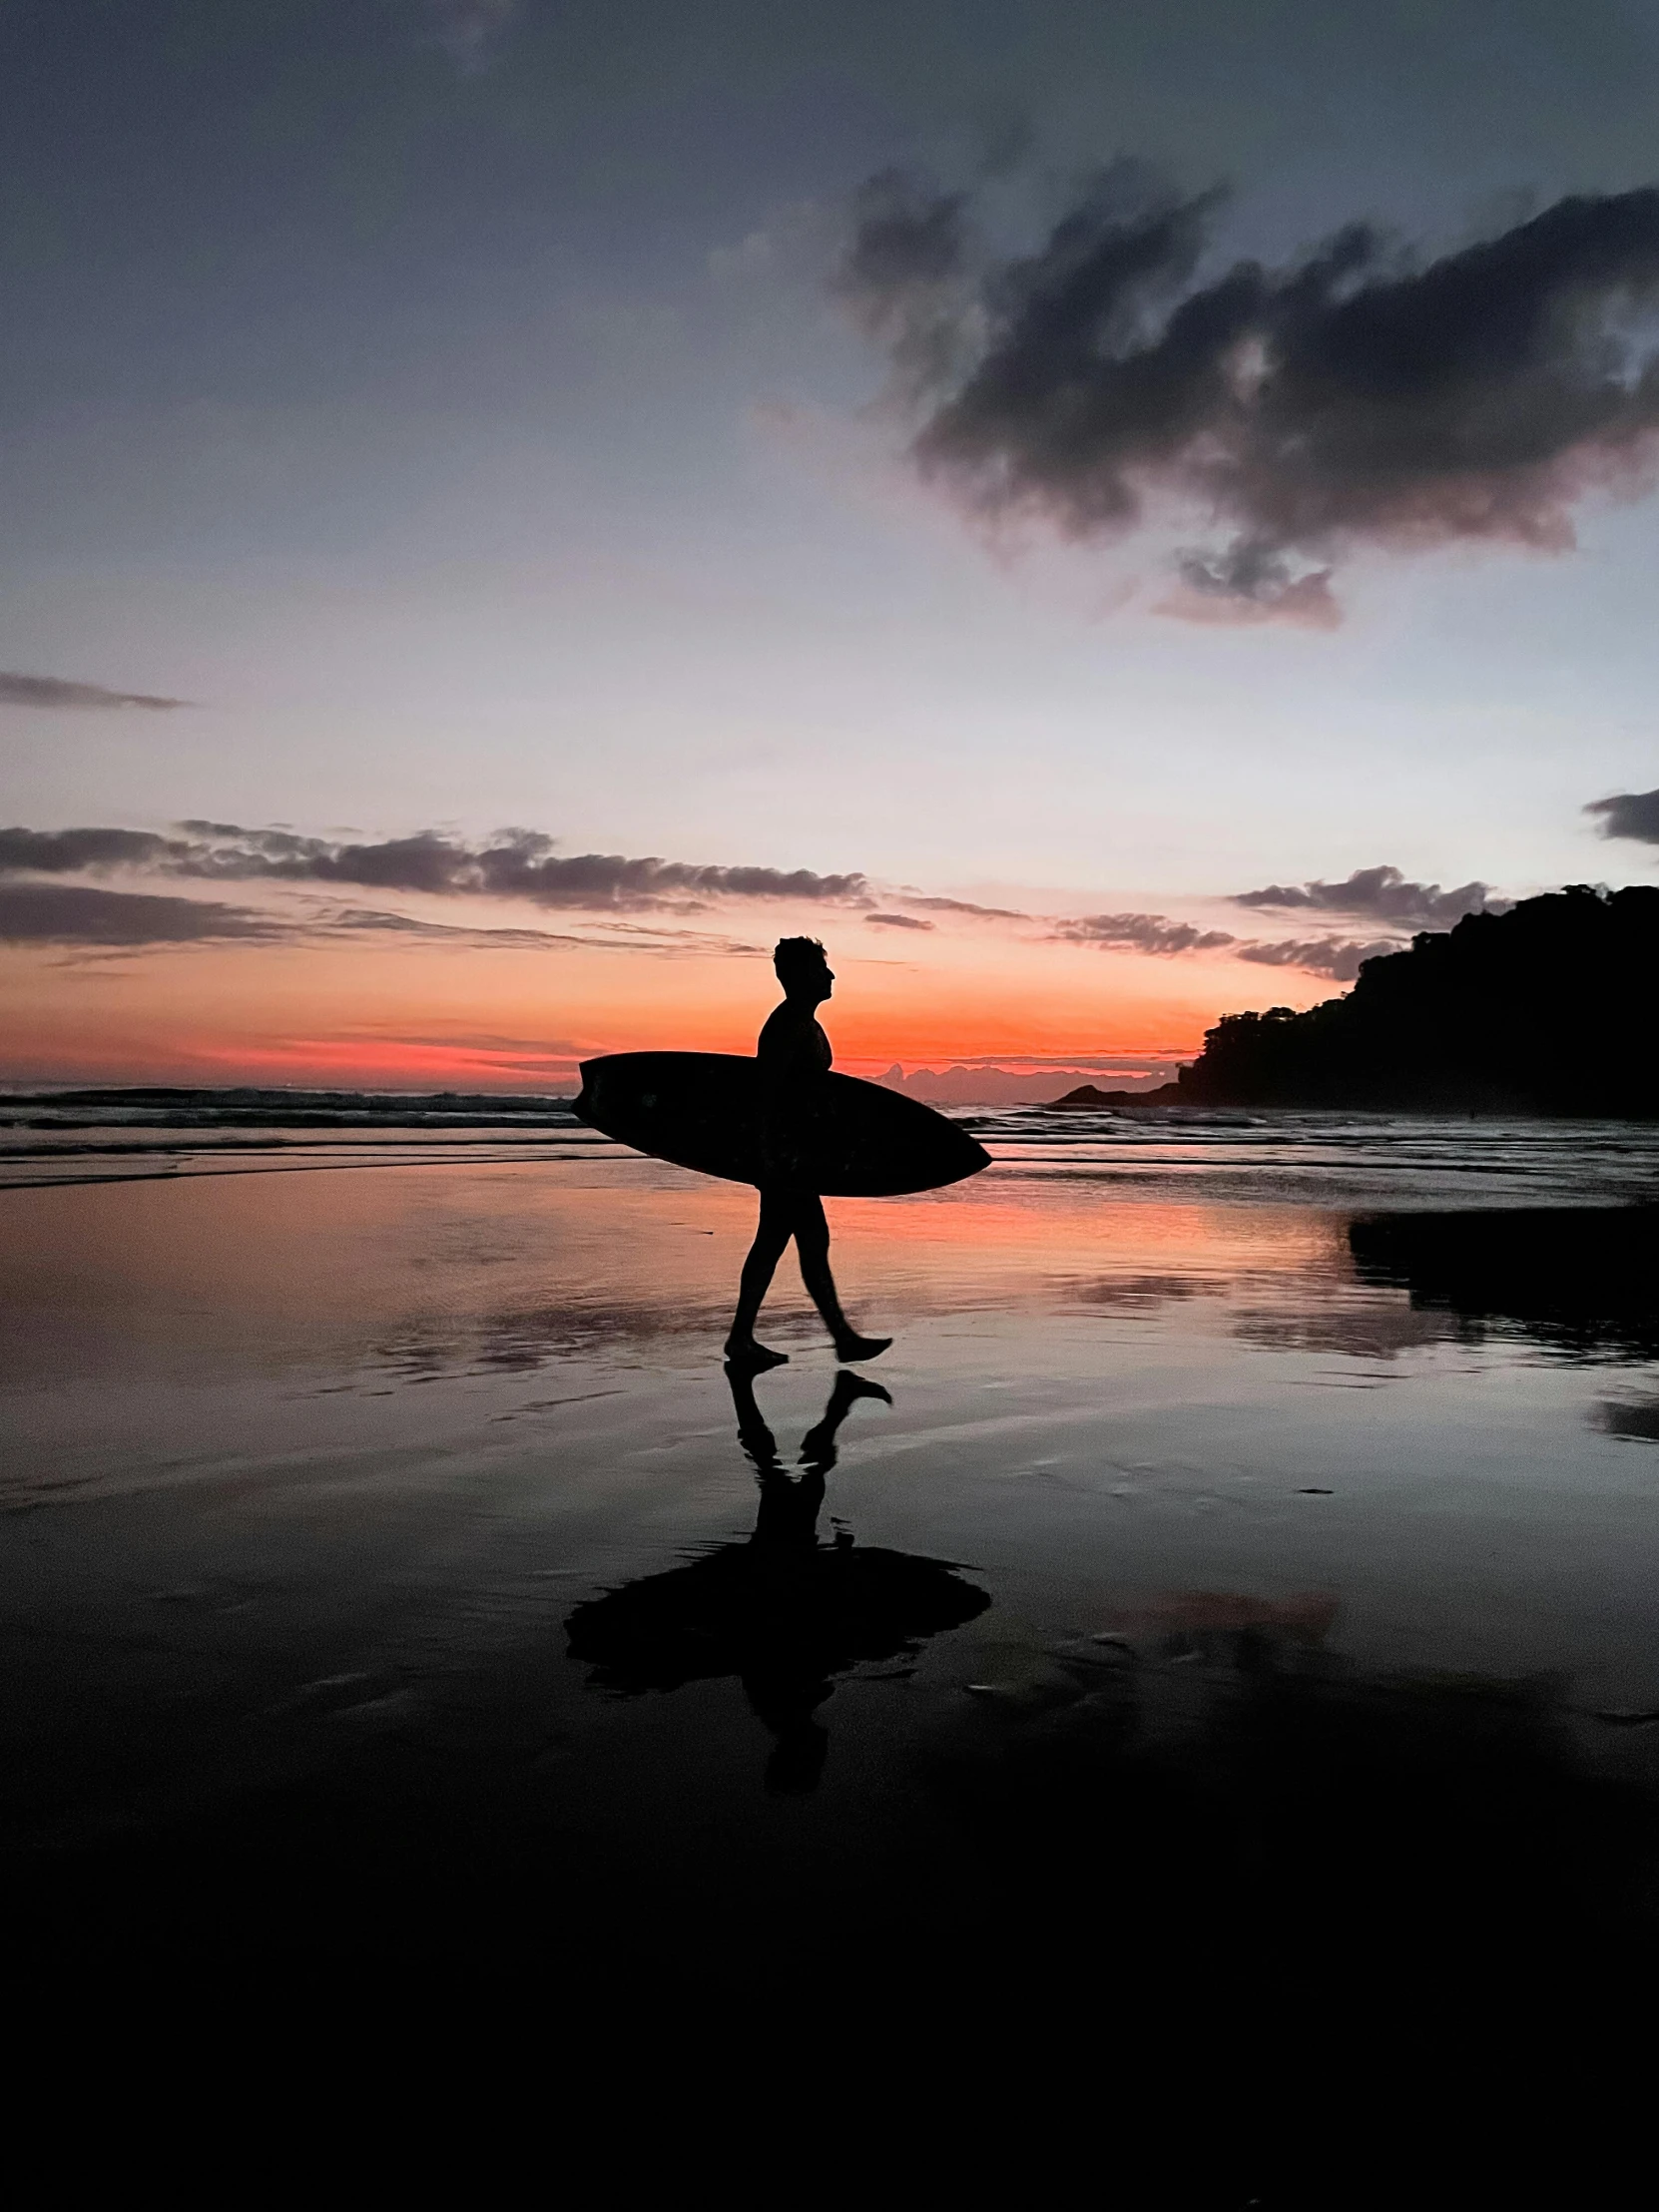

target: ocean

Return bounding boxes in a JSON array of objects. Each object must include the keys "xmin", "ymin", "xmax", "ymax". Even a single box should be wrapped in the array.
[
  {"xmin": 9, "ymin": 1080, "xmax": 1659, "ymax": 1200},
  {"xmin": 5, "ymin": 1086, "xmax": 1658, "ymax": 2166}
]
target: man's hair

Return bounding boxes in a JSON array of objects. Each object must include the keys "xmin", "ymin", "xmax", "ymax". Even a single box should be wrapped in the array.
[{"xmin": 774, "ymin": 935, "xmax": 828, "ymax": 983}]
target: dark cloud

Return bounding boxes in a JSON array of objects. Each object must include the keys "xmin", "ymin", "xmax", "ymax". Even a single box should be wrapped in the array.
[
  {"xmin": 899, "ymin": 893, "xmax": 1030, "ymax": 919},
  {"xmin": 1166, "ymin": 548, "xmax": 1341, "ymax": 629},
  {"xmin": 834, "ymin": 169, "xmax": 974, "ymax": 399},
  {"xmin": 1586, "ymin": 788, "xmax": 1659, "ymax": 843},
  {"xmin": 1053, "ymin": 902, "xmax": 1405, "ymax": 976},
  {"xmin": 864, "ymin": 911, "xmax": 935, "ymax": 930},
  {"xmin": 324, "ymin": 908, "xmax": 593, "ymax": 950},
  {"xmin": 1237, "ymin": 936, "xmax": 1398, "ymax": 982},
  {"xmin": 1233, "ymin": 864, "xmax": 1496, "ymax": 928},
  {"xmin": 0, "ymin": 672, "xmax": 191, "ymax": 711},
  {"xmin": 839, "ymin": 170, "xmax": 968, "ymax": 303},
  {"xmin": 1052, "ymin": 911, "xmax": 1238, "ymax": 955},
  {"xmin": 843, "ymin": 168, "xmax": 1659, "ymax": 617},
  {"xmin": 581, "ymin": 920, "xmax": 766, "ymax": 954},
  {"xmin": 0, "ymin": 827, "xmax": 186, "ymax": 872},
  {"xmin": 0, "ymin": 884, "xmax": 279, "ymax": 946},
  {"xmin": 0, "ymin": 884, "xmax": 766, "ymax": 960},
  {"xmin": 2, "ymin": 821, "xmax": 869, "ymax": 912},
  {"xmin": 276, "ymin": 907, "xmax": 766, "ymax": 959},
  {"xmin": 179, "ymin": 825, "xmax": 870, "ymax": 908}
]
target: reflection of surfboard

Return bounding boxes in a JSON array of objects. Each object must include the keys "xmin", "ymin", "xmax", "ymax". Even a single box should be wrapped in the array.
[{"xmin": 573, "ymin": 1052, "xmax": 991, "ymax": 1198}]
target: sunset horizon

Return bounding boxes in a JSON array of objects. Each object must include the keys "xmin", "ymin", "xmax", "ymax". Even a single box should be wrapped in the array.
[{"xmin": 6, "ymin": 809, "xmax": 1650, "ymax": 1089}]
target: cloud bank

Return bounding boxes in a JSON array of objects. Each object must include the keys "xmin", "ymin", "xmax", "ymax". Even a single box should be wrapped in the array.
[
  {"xmin": 0, "ymin": 673, "xmax": 191, "ymax": 711},
  {"xmin": 327, "ymin": 908, "xmax": 764, "ymax": 958},
  {"xmin": 0, "ymin": 828, "xmax": 187, "ymax": 871},
  {"xmin": 1233, "ymin": 864, "xmax": 1496, "ymax": 929},
  {"xmin": 839, "ymin": 168, "xmax": 1659, "ymax": 618},
  {"xmin": 1586, "ymin": 788, "xmax": 1659, "ymax": 843},
  {"xmin": 0, "ymin": 884, "xmax": 279, "ymax": 946},
  {"xmin": 175, "ymin": 824, "xmax": 871, "ymax": 908},
  {"xmin": 1051, "ymin": 911, "xmax": 1238, "ymax": 955},
  {"xmin": 0, "ymin": 819, "xmax": 1495, "ymax": 984},
  {"xmin": 1237, "ymin": 936, "xmax": 1399, "ymax": 983},
  {"xmin": 897, "ymin": 893, "xmax": 1030, "ymax": 919},
  {"xmin": 0, "ymin": 822, "xmax": 870, "ymax": 912},
  {"xmin": 1046, "ymin": 908, "xmax": 1388, "ymax": 976},
  {"xmin": 0, "ymin": 885, "xmax": 764, "ymax": 960}
]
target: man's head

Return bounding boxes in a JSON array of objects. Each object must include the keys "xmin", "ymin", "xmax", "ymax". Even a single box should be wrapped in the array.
[{"xmin": 774, "ymin": 936, "xmax": 833, "ymax": 1005}]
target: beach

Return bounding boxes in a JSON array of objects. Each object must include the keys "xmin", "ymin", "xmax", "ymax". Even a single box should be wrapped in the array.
[{"xmin": 6, "ymin": 1101, "xmax": 1659, "ymax": 2179}]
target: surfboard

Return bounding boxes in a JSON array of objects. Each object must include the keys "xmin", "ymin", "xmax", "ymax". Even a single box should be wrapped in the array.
[{"xmin": 572, "ymin": 1052, "xmax": 991, "ymax": 1198}]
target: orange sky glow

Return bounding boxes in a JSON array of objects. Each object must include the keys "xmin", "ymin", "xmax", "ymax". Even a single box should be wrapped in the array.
[{"xmin": 0, "ymin": 899, "xmax": 1338, "ymax": 1089}]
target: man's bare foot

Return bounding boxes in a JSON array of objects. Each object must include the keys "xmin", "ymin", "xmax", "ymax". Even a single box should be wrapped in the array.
[
  {"xmin": 833, "ymin": 1332, "xmax": 891, "ymax": 1364},
  {"xmin": 724, "ymin": 1339, "xmax": 790, "ymax": 1372}
]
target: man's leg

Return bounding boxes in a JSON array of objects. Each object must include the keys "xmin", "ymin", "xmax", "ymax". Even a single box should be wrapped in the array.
[
  {"xmin": 725, "ymin": 1190, "xmax": 795, "ymax": 1365},
  {"xmin": 724, "ymin": 1360, "xmax": 783, "ymax": 1467},
  {"xmin": 792, "ymin": 1195, "xmax": 891, "ymax": 1363}
]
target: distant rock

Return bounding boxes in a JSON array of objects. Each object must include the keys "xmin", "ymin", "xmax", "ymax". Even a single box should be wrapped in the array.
[
  {"xmin": 1048, "ymin": 1082, "xmax": 1182, "ymax": 1109},
  {"xmin": 876, "ymin": 1064, "xmax": 1175, "ymax": 1108}
]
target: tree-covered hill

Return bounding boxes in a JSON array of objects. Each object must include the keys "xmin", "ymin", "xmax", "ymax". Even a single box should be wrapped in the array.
[{"xmin": 1175, "ymin": 885, "xmax": 1659, "ymax": 1114}]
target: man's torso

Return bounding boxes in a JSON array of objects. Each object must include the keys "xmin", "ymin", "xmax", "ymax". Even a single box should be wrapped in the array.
[{"xmin": 757, "ymin": 1003, "xmax": 832, "ymax": 1083}]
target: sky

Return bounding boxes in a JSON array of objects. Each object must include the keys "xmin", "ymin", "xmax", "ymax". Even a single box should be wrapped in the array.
[{"xmin": 4, "ymin": 0, "xmax": 1659, "ymax": 1089}]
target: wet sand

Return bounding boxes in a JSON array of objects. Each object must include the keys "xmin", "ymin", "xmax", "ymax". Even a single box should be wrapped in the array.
[{"xmin": 5, "ymin": 1127, "xmax": 1659, "ymax": 2192}]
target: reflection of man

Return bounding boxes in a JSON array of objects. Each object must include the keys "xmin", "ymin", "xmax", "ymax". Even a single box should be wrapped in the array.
[
  {"xmin": 564, "ymin": 1369, "xmax": 988, "ymax": 1794},
  {"xmin": 728, "ymin": 1365, "xmax": 894, "ymax": 1792},
  {"xmin": 724, "ymin": 936, "xmax": 891, "ymax": 1372}
]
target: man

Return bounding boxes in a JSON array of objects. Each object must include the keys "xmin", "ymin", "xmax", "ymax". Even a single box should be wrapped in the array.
[{"xmin": 723, "ymin": 936, "xmax": 892, "ymax": 1371}]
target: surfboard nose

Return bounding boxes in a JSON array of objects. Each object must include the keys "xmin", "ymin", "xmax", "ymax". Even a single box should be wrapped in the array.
[{"xmin": 572, "ymin": 1057, "xmax": 600, "ymax": 1126}]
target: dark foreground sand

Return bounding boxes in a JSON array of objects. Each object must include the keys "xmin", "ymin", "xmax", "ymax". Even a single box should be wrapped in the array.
[{"xmin": 5, "ymin": 1140, "xmax": 1659, "ymax": 2194}]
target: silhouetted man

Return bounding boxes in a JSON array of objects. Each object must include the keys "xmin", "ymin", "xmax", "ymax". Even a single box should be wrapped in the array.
[{"xmin": 723, "ymin": 936, "xmax": 891, "ymax": 1371}]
